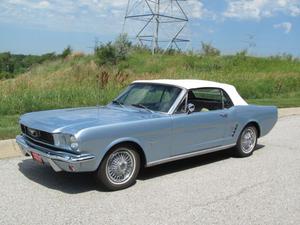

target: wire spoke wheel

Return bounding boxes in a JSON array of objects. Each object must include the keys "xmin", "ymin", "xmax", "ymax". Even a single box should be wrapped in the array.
[
  {"xmin": 241, "ymin": 127, "xmax": 256, "ymax": 154},
  {"xmin": 106, "ymin": 149, "xmax": 136, "ymax": 185}
]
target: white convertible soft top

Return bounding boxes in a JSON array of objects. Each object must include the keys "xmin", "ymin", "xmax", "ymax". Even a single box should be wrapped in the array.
[{"xmin": 133, "ymin": 79, "xmax": 248, "ymax": 106}]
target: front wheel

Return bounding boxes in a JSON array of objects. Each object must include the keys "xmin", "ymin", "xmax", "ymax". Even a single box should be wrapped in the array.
[
  {"xmin": 235, "ymin": 125, "xmax": 257, "ymax": 157},
  {"xmin": 95, "ymin": 144, "xmax": 140, "ymax": 191}
]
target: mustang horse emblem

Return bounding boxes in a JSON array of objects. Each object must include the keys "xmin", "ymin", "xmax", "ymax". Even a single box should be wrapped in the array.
[{"xmin": 27, "ymin": 128, "xmax": 39, "ymax": 138}]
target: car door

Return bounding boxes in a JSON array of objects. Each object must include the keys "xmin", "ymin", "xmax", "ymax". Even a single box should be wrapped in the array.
[{"xmin": 171, "ymin": 88, "xmax": 234, "ymax": 156}]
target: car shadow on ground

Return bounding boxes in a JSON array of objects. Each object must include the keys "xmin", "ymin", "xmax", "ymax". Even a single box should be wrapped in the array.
[
  {"xmin": 139, "ymin": 144, "xmax": 264, "ymax": 180},
  {"xmin": 18, "ymin": 144, "xmax": 265, "ymax": 194},
  {"xmin": 18, "ymin": 160, "xmax": 100, "ymax": 193}
]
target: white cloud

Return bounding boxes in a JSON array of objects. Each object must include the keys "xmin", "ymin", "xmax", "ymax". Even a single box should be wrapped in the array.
[
  {"xmin": 185, "ymin": 0, "xmax": 217, "ymax": 19},
  {"xmin": 0, "ymin": 0, "xmax": 129, "ymax": 34},
  {"xmin": 224, "ymin": 0, "xmax": 300, "ymax": 20},
  {"xmin": 7, "ymin": 0, "xmax": 50, "ymax": 9},
  {"xmin": 35, "ymin": 1, "xmax": 50, "ymax": 9},
  {"xmin": 0, "ymin": 0, "xmax": 213, "ymax": 35},
  {"xmin": 1, "ymin": 0, "xmax": 298, "ymax": 37},
  {"xmin": 224, "ymin": 0, "xmax": 267, "ymax": 19},
  {"xmin": 273, "ymin": 22, "xmax": 292, "ymax": 33},
  {"xmin": 290, "ymin": 4, "xmax": 300, "ymax": 15}
]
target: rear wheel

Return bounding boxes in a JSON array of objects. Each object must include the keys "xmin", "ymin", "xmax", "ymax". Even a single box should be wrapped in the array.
[
  {"xmin": 95, "ymin": 144, "xmax": 140, "ymax": 191},
  {"xmin": 235, "ymin": 125, "xmax": 257, "ymax": 157}
]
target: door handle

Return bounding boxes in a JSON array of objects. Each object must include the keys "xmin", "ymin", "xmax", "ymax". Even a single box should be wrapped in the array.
[{"xmin": 219, "ymin": 113, "xmax": 228, "ymax": 118}]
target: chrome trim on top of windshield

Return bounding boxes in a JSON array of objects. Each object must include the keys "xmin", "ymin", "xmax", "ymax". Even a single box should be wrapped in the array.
[{"xmin": 146, "ymin": 143, "xmax": 236, "ymax": 167}]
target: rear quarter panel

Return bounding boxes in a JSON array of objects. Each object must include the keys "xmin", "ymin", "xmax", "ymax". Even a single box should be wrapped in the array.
[{"xmin": 233, "ymin": 105, "xmax": 278, "ymax": 142}]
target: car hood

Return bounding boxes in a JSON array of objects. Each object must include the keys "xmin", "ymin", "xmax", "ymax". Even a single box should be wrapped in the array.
[{"xmin": 20, "ymin": 105, "xmax": 166, "ymax": 134}]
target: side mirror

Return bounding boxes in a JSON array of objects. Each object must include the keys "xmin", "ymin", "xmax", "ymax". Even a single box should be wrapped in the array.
[{"xmin": 187, "ymin": 103, "xmax": 195, "ymax": 114}]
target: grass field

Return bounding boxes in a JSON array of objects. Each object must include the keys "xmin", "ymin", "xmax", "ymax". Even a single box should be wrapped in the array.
[{"xmin": 0, "ymin": 51, "xmax": 300, "ymax": 139}]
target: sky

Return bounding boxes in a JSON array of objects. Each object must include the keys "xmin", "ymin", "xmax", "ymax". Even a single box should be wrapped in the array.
[{"xmin": 0, "ymin": 0, "xmax": 299, "ymax": 56}]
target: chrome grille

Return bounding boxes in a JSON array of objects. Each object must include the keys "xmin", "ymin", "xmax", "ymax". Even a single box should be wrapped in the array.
[{"xmin": 20, "ymin": 124, "xmax": 54, "ymax": 145}]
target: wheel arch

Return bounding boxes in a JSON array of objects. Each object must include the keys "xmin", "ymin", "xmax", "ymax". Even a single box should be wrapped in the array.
[
  {"xmin": 244, "ymin": 121, "xmax": 261, "ymax": 138},
  {"xmin": 102, "ymin": 138, "xmax": 147, "ymax": 168}
]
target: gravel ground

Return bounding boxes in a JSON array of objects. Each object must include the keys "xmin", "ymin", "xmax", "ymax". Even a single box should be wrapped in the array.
[{"xmin": 0, "ymin": 115, "xmax": 299, "ymax": 225}]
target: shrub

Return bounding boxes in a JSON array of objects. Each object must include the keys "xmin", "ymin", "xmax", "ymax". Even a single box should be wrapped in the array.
[
  {"xmin": 271, "ymin": 53, "xmax": 294, "ymax": 61},
  {"xmin": 40, "ymin": 52, "xmax": 57, "ymax": 61},
  {"xmin": 201, "ymin": 42, "xmax": 221, "ymax": 56},
  {"xmin": 0, "ymin": 52, "xmax": 14, "ymax": 73},
  {"xmin": 0, "ymin": 71, "xmax": 14, "ymax": 80},
  {"xmin": 114, "ymin": 33, "xmax": 132, "ymax": 60},
  {"xmin": 234, "ymin": 49, "xmax": 248, "ymax": 63},
  {"xmin": 236, "ymin": 49, "xmax": 248, "ymax": 57},
  {"xmin": 94, "ymin": 34, "xmax": 132, "ymax": 66},
  {"xmin": 61, "ymin": 46, "xmax": 72, "ymax": 58},
  {"xmin": 94, "ymin": 42, "xmax": 118, "ymax": 66}
]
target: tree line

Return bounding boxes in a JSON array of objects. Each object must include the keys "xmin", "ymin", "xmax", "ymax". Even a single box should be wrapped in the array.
[{"xmin": 0, "ymin": 46, "xmax": 72, "ymax": 80}]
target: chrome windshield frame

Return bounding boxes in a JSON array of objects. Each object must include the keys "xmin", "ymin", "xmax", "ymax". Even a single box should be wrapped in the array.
[
  {"xmin": 167, "ymin": 88, "xmax": 187, "ymax": 114},
  {"xmin": 111, "ymin": 82, "xmax": 187, "ymax": 115}
]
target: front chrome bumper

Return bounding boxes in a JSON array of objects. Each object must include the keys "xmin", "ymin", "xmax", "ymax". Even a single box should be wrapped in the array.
[{"xmin": 16, "ymin": 135, "xmax": 95, "ymax": 172}]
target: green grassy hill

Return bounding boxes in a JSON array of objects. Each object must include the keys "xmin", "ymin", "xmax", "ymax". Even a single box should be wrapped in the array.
[{"xmin": 0, "ymin": 51, "xmax": 300, "ymax": 139}]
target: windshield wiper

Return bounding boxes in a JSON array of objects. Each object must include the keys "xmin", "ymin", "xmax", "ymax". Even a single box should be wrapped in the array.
[
  {"xmin": 112, "ymin": 100, "xmax": 125, "ymax": 108},
  {"xmin": 131, "ymin": 104, "xmax": 154, "ymax": 113}
]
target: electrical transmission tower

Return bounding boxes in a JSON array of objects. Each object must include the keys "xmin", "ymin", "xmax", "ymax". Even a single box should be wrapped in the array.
[{"xmin": 123, "ymin": 0, "xmax": 189, "ymax": 54}]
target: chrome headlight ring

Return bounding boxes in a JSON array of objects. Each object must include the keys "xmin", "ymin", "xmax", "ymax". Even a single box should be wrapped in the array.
[
  {"xmin": 69, "ymin": 135, "xmax": 79, "ymax": 151},
  {"xmin": 53, "ymin": 133, "xmax": 80, "ymax": 152}
]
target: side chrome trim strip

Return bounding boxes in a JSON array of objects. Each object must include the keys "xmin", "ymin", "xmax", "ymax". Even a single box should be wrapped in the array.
[{"xmin": 146, "ymin": 143, "xmax": 236, "ymax": 167}]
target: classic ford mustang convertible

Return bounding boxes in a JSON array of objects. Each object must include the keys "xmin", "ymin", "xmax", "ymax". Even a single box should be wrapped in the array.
[{"xmin": 16, "ymin": 79, "xmax": 277, "ymax": 190}]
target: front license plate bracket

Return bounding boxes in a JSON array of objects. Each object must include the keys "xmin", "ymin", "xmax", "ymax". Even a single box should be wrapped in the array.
[{"xmin": 31, "ymin": 152, "xmax": 43, "ymax": 164}]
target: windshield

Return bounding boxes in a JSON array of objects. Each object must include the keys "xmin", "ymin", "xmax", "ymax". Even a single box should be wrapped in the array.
[{"xmin": 114, "ymin": 83, "xmax": 182, "ymax": 113}]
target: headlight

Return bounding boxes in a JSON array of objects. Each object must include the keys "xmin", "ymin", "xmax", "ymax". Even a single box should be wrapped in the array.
[
  {"xmin": 70, "ymin": 135, "xmax": 79, "ymax": 151},
  {"xmin": 53, "ymin": 133, "xmax": 79, "ymax": 152}
]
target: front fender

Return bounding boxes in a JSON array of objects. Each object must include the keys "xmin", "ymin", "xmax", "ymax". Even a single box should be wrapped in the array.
[
  {"xmin": 100, "ymin": 136, "xmax": 147, "ymax": 162},
  {"xmin": 77, "ymin": 116, "xmax": 172, "ymax": 171}
]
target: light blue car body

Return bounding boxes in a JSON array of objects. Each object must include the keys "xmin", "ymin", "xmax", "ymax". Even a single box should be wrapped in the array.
[{"xmin": 16, "ymin": 82, "xmax": 278, "ymax": 172}]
